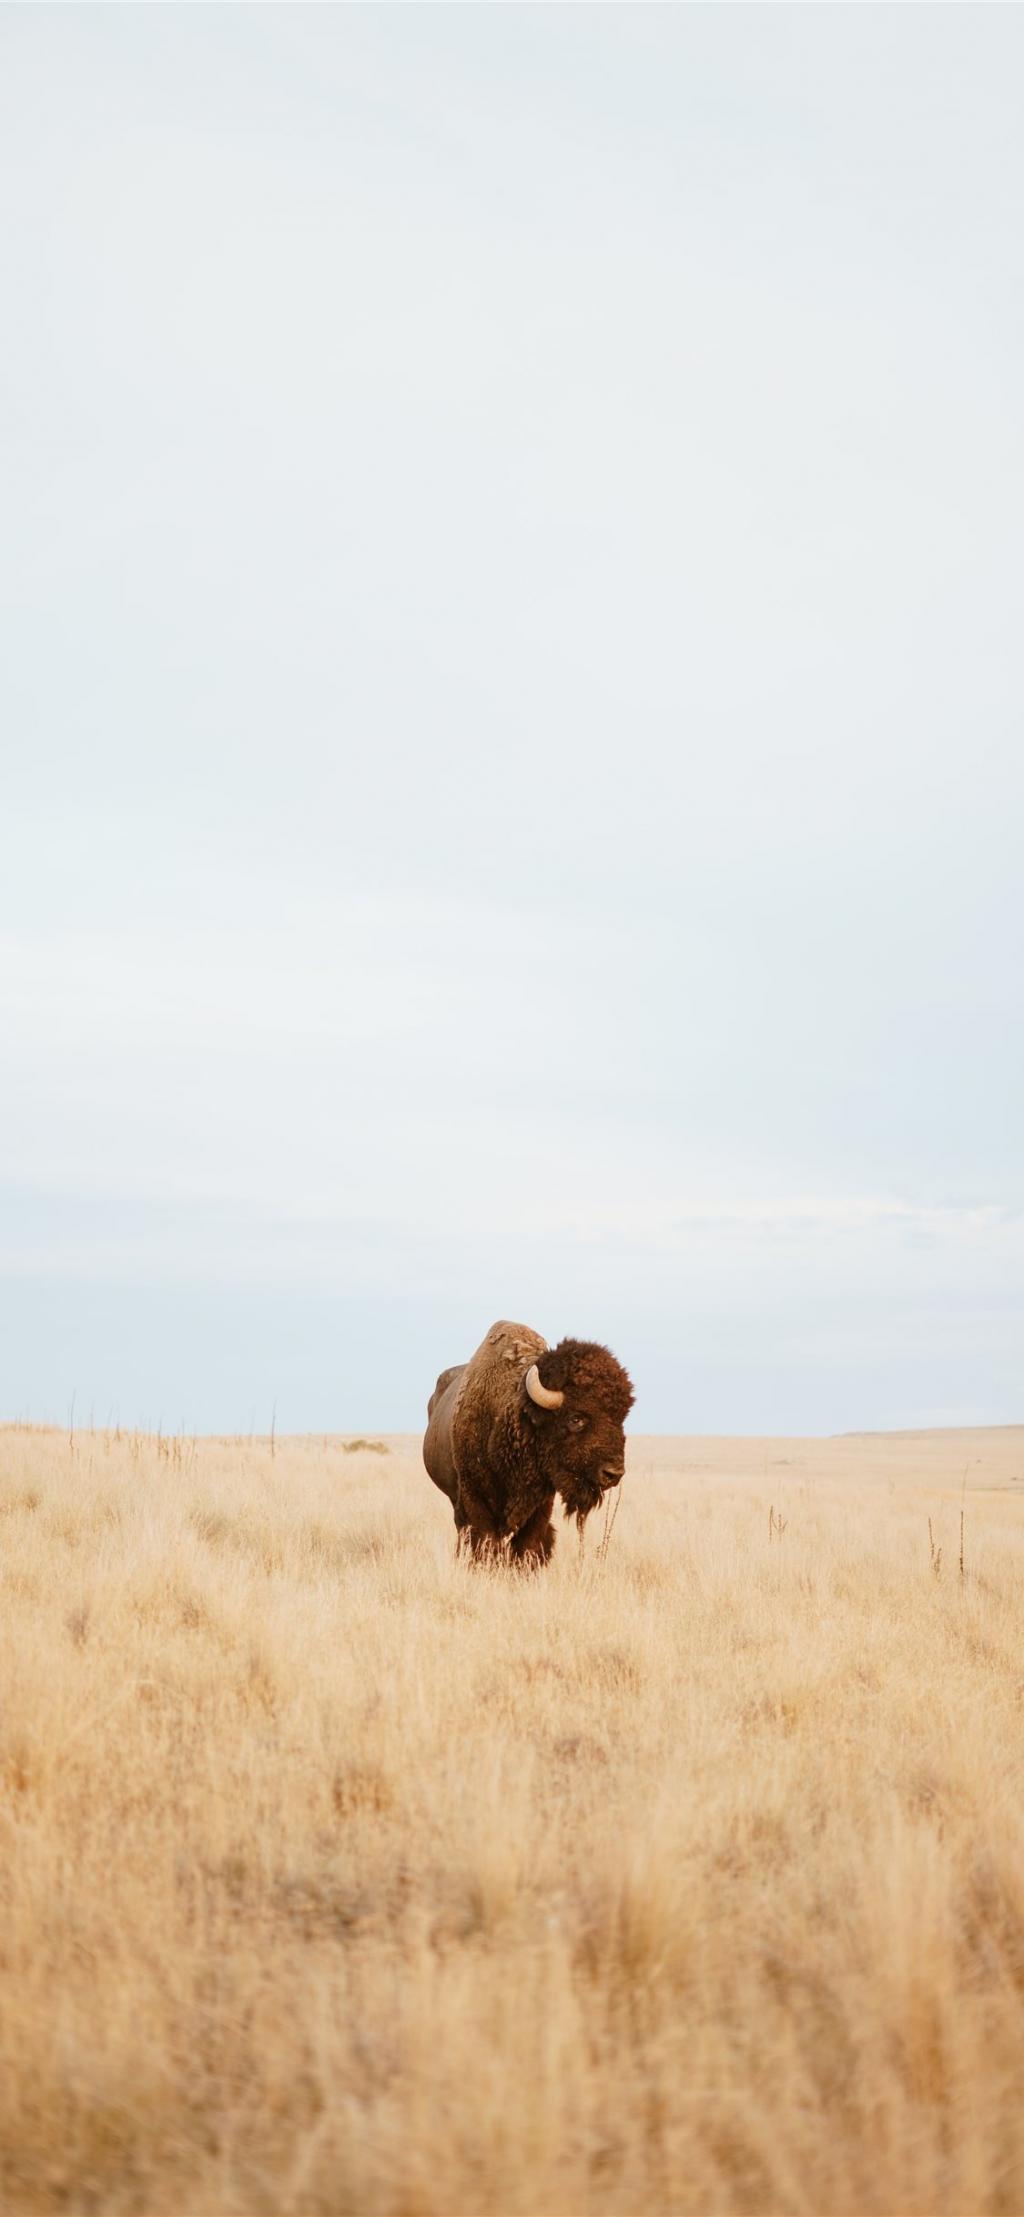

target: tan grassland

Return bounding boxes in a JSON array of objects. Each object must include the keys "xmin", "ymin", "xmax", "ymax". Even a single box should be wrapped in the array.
[{"xmin": 2, "ymin": 1421, "xmax": 1024, "ymax": 2217}]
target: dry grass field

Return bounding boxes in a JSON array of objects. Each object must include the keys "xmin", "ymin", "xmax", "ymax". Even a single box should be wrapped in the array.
[{"xmin": 2, "ymin": 1420, "xmax": 1024, "ymax": 2217}]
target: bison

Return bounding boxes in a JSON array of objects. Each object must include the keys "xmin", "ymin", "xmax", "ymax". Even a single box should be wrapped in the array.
[{"xmin": 423, "ymin": 1319, "xmax": 635, "ymax": 1567}]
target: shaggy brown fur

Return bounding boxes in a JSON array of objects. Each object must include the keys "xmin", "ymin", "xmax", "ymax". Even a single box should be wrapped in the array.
[{"xmin": 423, "ymin": 1320, "xmax": 635, "ymax": 1568}]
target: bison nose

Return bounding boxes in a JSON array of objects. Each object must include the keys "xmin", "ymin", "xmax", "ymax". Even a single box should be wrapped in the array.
[{"xmin": 601, "ymin": 1465, "xmax": 624, "ymax": 1487}]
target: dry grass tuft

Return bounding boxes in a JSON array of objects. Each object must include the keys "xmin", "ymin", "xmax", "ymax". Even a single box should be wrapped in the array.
[{"xmin": 1, "ymin": 1422, "xmax": 1023, "ymax": 2215}]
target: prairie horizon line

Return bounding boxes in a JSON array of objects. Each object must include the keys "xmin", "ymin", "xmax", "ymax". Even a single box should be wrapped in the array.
[{"xmin": 4, "ymin": 1419, "xmax": 1021, "ymax": 1445}]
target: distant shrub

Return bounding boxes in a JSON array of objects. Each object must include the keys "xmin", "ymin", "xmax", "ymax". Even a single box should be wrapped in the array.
[{"xmin": 341, "ymin": 1438, "xmax": 388, "ymax": 1456}]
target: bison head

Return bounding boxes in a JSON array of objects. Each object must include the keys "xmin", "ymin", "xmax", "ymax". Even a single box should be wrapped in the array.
[{"xmin": 521, "ymin": 1338, "xmax": 635, "ymax": 1526}]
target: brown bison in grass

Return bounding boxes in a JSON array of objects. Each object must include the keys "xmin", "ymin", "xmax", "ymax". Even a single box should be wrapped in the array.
[{"xmin": 423, "ymin": 1319, "xmax": 635, "ymax": 1568}]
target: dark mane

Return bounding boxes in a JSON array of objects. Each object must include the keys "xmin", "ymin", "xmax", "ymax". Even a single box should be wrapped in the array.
[{"xmin": 535, "ymin": 1339, "xmax": 635, "ymax": 1425}]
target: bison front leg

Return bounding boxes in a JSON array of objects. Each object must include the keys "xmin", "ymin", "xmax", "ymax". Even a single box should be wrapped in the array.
[
  {"xmin": 510, "ymin": 1497, "xmax": 556, "ymax": 1571},
  {"xmin": 455, "ymin": 1476, "xmax": 504, "ymax": 1565},
  {"xmin": 459, "ymin": 1511, "xmax": 502, "ymax": 1563}
]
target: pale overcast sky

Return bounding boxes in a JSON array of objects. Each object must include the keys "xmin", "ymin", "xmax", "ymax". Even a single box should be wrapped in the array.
[{"xmin": 2, "ymin": 7, "xmax": 1022, "ymax": 1434}]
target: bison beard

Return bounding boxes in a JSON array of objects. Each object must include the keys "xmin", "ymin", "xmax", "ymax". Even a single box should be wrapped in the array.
[{"xmin": 422, "ymin": 1320, "xmax": 635, "ymax": 1568}]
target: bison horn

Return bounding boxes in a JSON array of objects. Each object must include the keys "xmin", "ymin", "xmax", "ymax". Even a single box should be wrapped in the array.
[{"xmin": 525, "ymin": 1363, "xmax": 564, "ymax": 1411}]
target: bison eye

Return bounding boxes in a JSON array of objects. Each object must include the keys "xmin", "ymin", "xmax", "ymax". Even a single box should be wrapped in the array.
[{"xmin": 568, "ymin": 1414, "xmax": 588, "ymax": 1432}]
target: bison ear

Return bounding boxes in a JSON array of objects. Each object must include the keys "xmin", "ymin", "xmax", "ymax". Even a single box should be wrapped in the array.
[{"xmin": 521, "ymin": 1377, "xmax": 560, "ymax": 1428}]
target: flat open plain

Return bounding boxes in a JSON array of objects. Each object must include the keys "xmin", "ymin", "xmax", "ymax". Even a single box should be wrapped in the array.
[{"xmin": 1, "ymin": 1422, "xmax": 1023, "ymax": 2216}]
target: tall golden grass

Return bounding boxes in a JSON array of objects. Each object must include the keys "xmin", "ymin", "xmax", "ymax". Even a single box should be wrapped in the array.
[{"xmin": 2, "ymin": 1420, "xmax": 1023, "ymax": 2216}]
